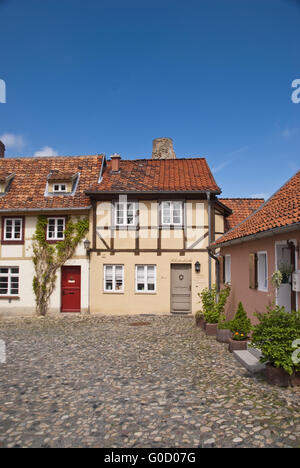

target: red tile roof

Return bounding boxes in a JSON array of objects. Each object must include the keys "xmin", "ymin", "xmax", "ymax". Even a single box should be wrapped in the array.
[
  {"xmin": 219, "ymin": 198, "xmax": 264, "ymax": 231},
  {"xmin": 0, "ymin": 155, "xmax": 103, "ymax": 211},
  {"xmin": 88, "ymin": 158, "xmax": 221, "ymax": 193},
  {"xmin": 213, "ymin": 170, "xmax": 300, "ymax": 246}
]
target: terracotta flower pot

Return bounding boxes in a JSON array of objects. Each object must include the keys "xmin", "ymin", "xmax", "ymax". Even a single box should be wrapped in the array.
[
  {"xmin": 205, "ymin": 323, "xmax": 218, "ymax": 336},
  {"xmin": 290, "ymin": 371, "xmax": 300, "ymax": 387},
  {"xmin": 228, "ymin": 337, "xmax": 248, "ymax": 352},
  {"xmin": 216, "ymin": 328, "xmax": 232, "ymax": 343},
  {"xmin": 265, "ymin": 363, "xmax": 290, "ymax": 387}
]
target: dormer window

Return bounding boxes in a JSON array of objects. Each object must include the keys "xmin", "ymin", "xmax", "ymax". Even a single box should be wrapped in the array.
[
  {"xmin": 46, "ymin": 171, "xmax": 79, "ymax": 196},
  {"xmin": 0, "ymin": 172, "xmax": 15, "ymax": 195},
  {"xmin": 53, "ymin": 183, "xmax": 67, "ymax": 193}
]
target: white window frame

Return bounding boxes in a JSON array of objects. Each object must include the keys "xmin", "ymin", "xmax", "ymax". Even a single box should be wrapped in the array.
[
  {"xmin": 46, "ymin": 217, "xmax": 65, "ymax": 241},
  {"xmin": 224, "ymin": 255, "xmax": 231, "ymax": 284},
  {"xmin": 3, "ymin": 218, "xmax": 23, "ymax": 241},
  {"xmin": 161, "ymin": 201, "xmax": 183, "ymax": 226},
  {"xmin": 104, "ymin": 265, "xmax": 124, "ymax": 293},
  {"xmin": 135, "ymin": 265, "xmax": 157, "ymax": 293},
  {"xmin": 257, "ymin": 251, "xmax": 268, "ymax": 292},
  {"xmin": 53, "ymin": 183, "xmax": 67, "ymax": 193},
  {"xmin": 115, "ymin": 202, "xmax": 136, "ymax": 226},
  {"xmin": 0, "ymin": 267, "xmax": 19, "ymax": 296}
]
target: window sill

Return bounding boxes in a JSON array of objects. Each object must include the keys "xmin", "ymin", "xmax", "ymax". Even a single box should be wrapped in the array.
[
  {"xmin": 46, "ymin": 239, "xmax": 65, "ymax": 244},
  {"xmin": 0, "ymin": 296, "xmax": 20, "ymax": 300},
  {"xmin": 1, "ymin": 241, "xmax": 24, "ymax": 245},
  {"xmin": 135, "ymin": 292, "xmax": 157, "ymax": 295},
  {"xmin": 103, "ymin": 291, "xmax": 124, "ymax": 294},
  {"xmin": 258, "ymin": 288, "xmax": 268, "ymax": 293}
]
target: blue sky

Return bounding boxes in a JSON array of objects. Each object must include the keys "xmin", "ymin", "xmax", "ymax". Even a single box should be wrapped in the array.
[{"xmin": 0, "ymin": 0, "xmax": 299, "ymax": 198}]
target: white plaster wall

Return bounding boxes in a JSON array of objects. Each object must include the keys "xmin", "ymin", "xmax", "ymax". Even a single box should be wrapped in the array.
[{"xmin": 1, "ymin": 245, "xmax": 23, "ymax": 258}]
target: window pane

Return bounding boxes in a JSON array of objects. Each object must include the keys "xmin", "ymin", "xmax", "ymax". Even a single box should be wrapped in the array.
[
  {"xmin": 127, "ymin": 203, "xmax": 134, "ymax": 225},
  {"xmin": 0, "ymin": 277, "xmax": 8, "ymax": 294},
  {"xmin": 0, "ymin": 268, "xmax": 8, "ymax": 274},
  {"xmin": 11, "ymin": 267, "xmax": 19, "ymax": 274},
  {"xmin": 105, "ymin": 280, "xmax": 113, "ymax": 290},
  {"xmin": 137, "ymin": 283, "xmax": 145, "ymax": 291},
  {"xmin": 116, "ymin": 203, "xmax": 124, "ymax": 225}
]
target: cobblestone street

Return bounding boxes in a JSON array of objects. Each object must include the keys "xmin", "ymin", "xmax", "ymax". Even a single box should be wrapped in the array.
[{"xmin": 0, "ymin": 315, "xmax": 299, "ymax": 448}]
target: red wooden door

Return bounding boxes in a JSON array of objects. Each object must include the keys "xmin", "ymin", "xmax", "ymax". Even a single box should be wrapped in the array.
[{"xmin": 61, "ymin": 266, "xmax": 81, "ymax": 312}]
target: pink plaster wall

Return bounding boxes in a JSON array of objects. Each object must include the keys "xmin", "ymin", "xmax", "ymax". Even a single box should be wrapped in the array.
[{"xmin": 220, "ymin": 230, "xmax": 300, "ymax": 324}]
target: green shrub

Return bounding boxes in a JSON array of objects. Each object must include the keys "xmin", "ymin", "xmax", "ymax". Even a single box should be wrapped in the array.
[
  {"xmin": 217, "ymin": 318, "xmax": 232, "ymax": 330},
  {"xmin": 199, "ymin": 284, "xmax": 231, "ymax": 324},
  {"xmin": 195, "ymin": 310, "xmax": 204, "ymax": 325},
  {"xmin": 251, "ymin": 305, "xmax": 300, "ymax": 375},
  {"xmin": 229, "ymin": 302, "xmax": 252, "ymax": 341}
]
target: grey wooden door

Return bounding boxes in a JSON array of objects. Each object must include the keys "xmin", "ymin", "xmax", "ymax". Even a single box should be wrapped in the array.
[{"xmin": 171, "ymin": 264, "xmax": 191, "ymax": 314}]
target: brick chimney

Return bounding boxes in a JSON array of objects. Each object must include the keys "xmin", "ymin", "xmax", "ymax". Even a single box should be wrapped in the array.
[
  {"xmin": 0, "ymin": 140, "xmax": 5, "ymax": 158},
  {"xmin": 111, "ymin": 153, "xmax": 121, "ymax": 172},
  {"xmin": 152, "ymin": 137, "xmax": 176, "ymax": 160}
]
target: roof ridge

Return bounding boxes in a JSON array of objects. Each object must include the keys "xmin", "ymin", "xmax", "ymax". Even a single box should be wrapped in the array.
[
  {"xmin": 113, "ymin": 157, "xmax": 208, "ymax": 162},
  {"xmin": 219, "ymin": 197, "xmax": 265, "ymax": 200},
  {"xmin": 3, "ymin": 154, "xmax": 103, "ymax": 160}
]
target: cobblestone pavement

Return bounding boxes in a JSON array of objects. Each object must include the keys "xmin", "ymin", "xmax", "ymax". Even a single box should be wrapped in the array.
[{"xmin": 0, "ymin": 315, "xmax": 299, "ymax": 448}]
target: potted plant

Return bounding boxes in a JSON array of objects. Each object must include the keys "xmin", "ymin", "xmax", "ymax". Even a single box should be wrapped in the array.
[
  {"xmin": 216, "ymin": 284, "xmax": 232, "ymax": 343},
  {"xmin": 199, "ymin": 286, "xmax": 218, "ymax": 335},
  {"xmin": 278, "ymin": 263, "xmax": 293, "ymax": 283},
  {"xmin": 228, "ymin": 302, "xmax": 252, "ymax": 352},
  {"xmin": 251, "ymin": 305, "xmax": 300, "ymax": 387},
  {"xmin": 217, "ymin": 315, "xmax": 232, "ymax": 343},
  {"xmin": 195, "ymin": 310, "xmax": 205, "ymax": 329},
  {"xmin": 199, "ymin": 284, "xmax": 231, "ymax": 336}
]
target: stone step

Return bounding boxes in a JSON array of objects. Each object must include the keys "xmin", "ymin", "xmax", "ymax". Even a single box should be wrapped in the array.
[
  {"xmin": 247, "ymin": 346, "xmax": 262, "ymax": 359},
  {"xmin": 233, "ymin": 349, "xmax": 266, "ymax": 374}
]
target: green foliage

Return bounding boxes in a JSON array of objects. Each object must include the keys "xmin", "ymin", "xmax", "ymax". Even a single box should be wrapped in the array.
[
  {"xmin": 251, "ymin": 305, "xmax": 300, "ymax": 375},
  {"xmin": 271, "ymin": 270, "xmax": 283, "ymax": 289},
  {"xmin": 217, "ymin": 319, "xmax": 232, "ymax": 330},
  {"xmin": 195, "ymin": 310, "xmax": 204, "ymax": 325},
  {"xmin": 32, "ymin": 216, "xmax": 89, "ymax": 316},
  {"xmin": 278, "ymin": 263, "xmax": 293, "ymax": 284},
  {"xmin": 229, "ymin": 302, "xmax": 252, "ymax": 341},
  {"xmin": 199, "ymin": 284, "xmax": 231, "ymax": 324}
]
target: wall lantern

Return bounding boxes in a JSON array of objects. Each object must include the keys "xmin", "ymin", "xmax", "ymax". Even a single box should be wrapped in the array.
[
  {"xmin": 83, "ymin": 239, "xmax": 91, "ymax": 254},
  {"xmin": 195, "ymin": 261, "xmax": 201, "ymax": 273}
]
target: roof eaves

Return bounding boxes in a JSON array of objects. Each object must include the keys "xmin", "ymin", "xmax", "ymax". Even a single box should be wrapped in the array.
[{"xmin": 211, "ymin": 222, "xmax": 300, "ymax": 249}]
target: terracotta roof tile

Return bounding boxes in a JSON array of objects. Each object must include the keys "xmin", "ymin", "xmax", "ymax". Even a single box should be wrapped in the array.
[
  {"xmin": 0, "ymin": 155, "xmax": 103, "ymax": 211},
  {"xmin": 214, "ymin": 170, "xmax": 300, "ymax": 246},
  {"xmin": 219, "ymin": 198, "xmax": 264, "ymax": 231},
  {"xmin": 88, "ymin": 158, "xmax": 220, "ymax": 193}
]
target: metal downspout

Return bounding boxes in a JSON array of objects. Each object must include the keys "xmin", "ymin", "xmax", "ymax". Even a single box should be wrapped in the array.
[
  {"xmin": 207, "ymin": 192, "xmax": 212, "ymax": 289},
  {"xmin": 208, "ymin": 248, "xmax": 220, "ymax": 294}
]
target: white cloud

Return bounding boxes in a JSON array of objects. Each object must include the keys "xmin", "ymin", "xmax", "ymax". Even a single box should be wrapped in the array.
[
  {"xmin": 0, "ymin": 133, "xmax": 25, "ymax": 150},
  {"xmin": 33, "ymin": 146, "xmax": 58, "ymax": 157},
  {"xmin": 212, "ymin": 145, "xmax": 252, "ymax": 174},
  {"xmin": 281, "ymin": 128, "xmax": 299, "ymax": 138}
]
